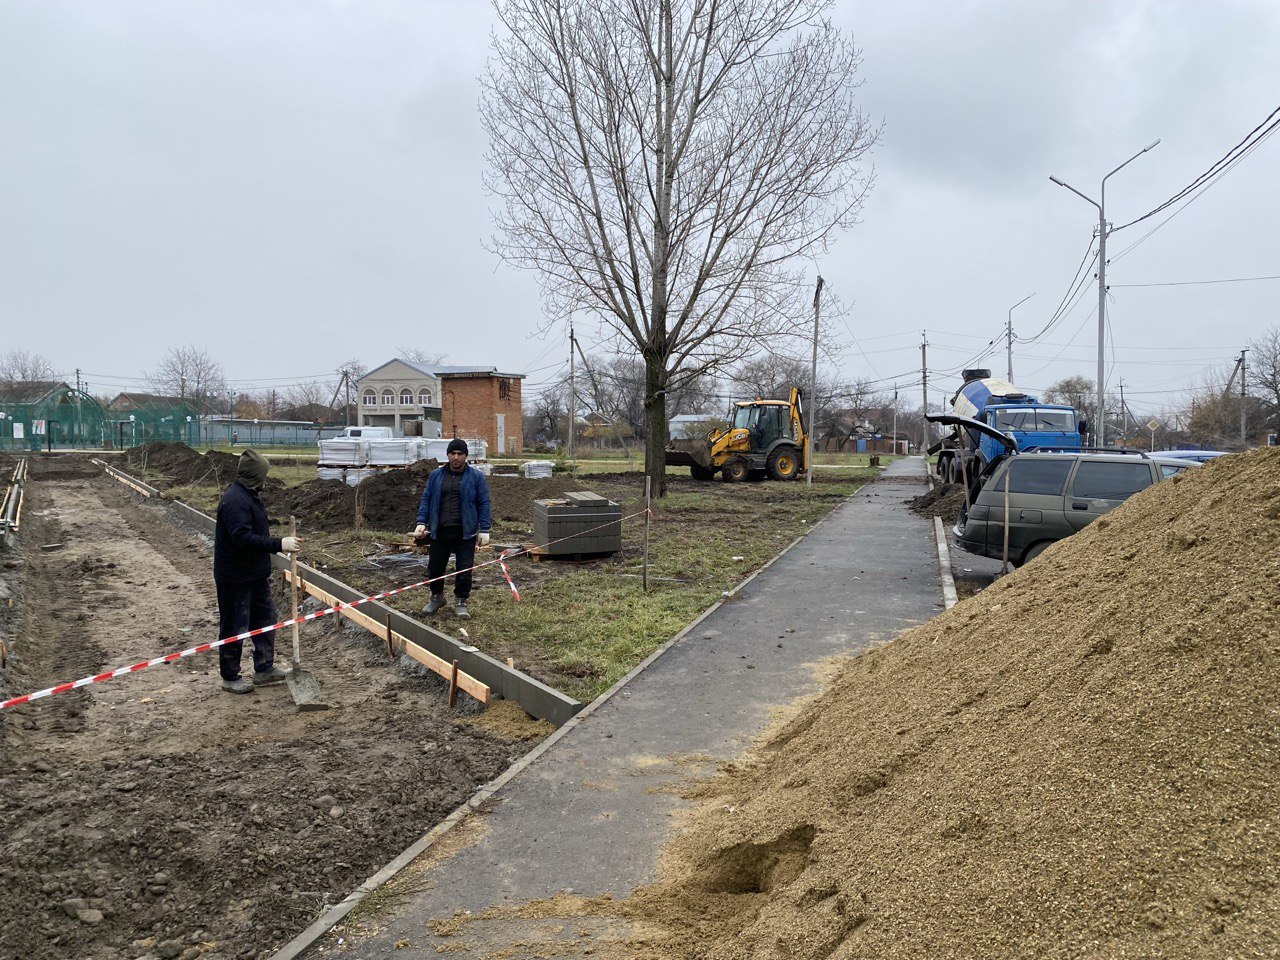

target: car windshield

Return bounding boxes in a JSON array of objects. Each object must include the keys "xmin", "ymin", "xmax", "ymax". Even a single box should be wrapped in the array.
[
  {"xmin": 731, "ymin": 405, "xmax": 756, "ymax": 430},
  {"xmin": 992, "ymin": 408, "xmax": 1077, "ymax": 432}
]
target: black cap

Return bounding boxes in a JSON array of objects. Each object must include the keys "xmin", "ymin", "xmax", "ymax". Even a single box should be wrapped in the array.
[{"xmin": 447, "ymin": 438, "xmax": 468, "ymax": 455}]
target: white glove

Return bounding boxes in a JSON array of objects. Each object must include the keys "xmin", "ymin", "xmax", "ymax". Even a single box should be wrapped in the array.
[
  {"xmin": 281, "ymin": 536, "xmax": 301, "ymax": 553},
  {"xmin": 414, "ymin": 524, "xmax": 428, "ymax": 540},
  {"xmin": 478, "ymin": 532, "xmax": 491, "ymax": 548}
]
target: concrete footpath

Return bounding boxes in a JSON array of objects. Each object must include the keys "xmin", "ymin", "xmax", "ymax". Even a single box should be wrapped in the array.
[{"xmin": 299, "ymin": 458, "xmax": 940, "ymax": 958}]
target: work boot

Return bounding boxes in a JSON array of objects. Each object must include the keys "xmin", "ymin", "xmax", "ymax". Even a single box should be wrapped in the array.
[
  {"xmin": 221, "ymin": 677, "xmax": 253, "ymax": 695},
  {"xmin": 455, "ymin": 601, "xmax": 470, "ymax": 620},
  {"xmin": 422, "ymin": 595, "xmax": 445, "ymax": 616},
  {"xmin": 252, "ymin": 666, "xmax": 290, "ymax": 686}
]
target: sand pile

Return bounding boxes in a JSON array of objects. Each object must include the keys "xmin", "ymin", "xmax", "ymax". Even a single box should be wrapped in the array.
[{"xmin": 617, "ymin": 447, "xmax": 1280, "ymax": 958}]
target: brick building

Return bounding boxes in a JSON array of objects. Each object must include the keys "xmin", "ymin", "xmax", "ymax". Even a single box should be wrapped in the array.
[{"xmin": 438, "ymin": 370, "xmax": 525, "ymax": 455}]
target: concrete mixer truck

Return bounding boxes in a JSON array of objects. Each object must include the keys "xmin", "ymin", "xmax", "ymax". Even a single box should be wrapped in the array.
[{"xmin": 931, "ymin": 369, "xmax": 1086, "ymax": 485}]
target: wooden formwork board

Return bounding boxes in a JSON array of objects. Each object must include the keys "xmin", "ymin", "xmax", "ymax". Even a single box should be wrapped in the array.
[{"xmin": 283, "ymin": 569, "xmax": 490, "ymax": 705}]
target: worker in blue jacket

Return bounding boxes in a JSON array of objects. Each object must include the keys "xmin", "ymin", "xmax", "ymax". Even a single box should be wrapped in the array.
[
  {"xmin": 414, "ymin": 438, "xmax": 491, "ymax": 620},
  {"xmin": 214, "ymin": 450, "xmax": 300, "ymax": 693}
]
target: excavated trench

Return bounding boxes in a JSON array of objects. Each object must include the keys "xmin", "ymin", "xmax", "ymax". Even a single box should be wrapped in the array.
[{"xmin": 0, "ymin": 455, "xmax": 532, "ymax": 960}]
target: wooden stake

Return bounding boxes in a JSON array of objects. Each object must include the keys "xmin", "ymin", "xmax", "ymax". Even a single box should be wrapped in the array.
[
  {"xmin": 289, "ymin": 517, "xmax": 302, "ymax": 667},
  {"xmin": 643, "ymin": 475, "xmax": 651, "ymax": 592},
  {"xmin": 385, "ymin": 613, "xmax": 395, "ymax": 660},
  {"xmin": 448, "ymin": 660, "xmax": 459, "ymax": 708},
  {"xmin": 284, "ymin": 570, "xmax": 490, "ymax": 703},
  {"xmin": 506, "ymin": 656, "xmax": 515, "ymax": 670}
]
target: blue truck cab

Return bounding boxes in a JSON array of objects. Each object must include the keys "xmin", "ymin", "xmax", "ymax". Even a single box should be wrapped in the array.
[{"xmin": 933, "ymin": 370, "xmax": 1085, "ymax": 485}]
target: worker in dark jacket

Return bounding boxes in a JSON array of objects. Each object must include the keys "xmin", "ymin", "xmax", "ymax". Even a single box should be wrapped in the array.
[
  {"xmin": 214, "ymin": 450, "xmax": 301, "ymax": 694},
  {"xmin": 413, "ymin": 438, "xmax": 491, "ymax": 620}
]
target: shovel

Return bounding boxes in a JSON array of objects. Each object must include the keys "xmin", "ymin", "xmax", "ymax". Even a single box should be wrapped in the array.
[{"xmin": 285, "ymin": 516, "xmax": 329, "ymax": 711}]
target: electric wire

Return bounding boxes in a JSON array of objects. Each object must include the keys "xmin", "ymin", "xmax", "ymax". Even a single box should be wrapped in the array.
[{"xmin": 1113, "ymin": 105, "xmax": 1280, "ymax": 233}]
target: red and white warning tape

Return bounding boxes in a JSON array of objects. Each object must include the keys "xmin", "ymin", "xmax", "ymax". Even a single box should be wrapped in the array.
[
  {"xmin": 1, "ymin": 507, "xmax": 643, "ymax": 711},
  {"xmin": 498, "ymin": 550, "xmax": 521, "ymax": 602}
]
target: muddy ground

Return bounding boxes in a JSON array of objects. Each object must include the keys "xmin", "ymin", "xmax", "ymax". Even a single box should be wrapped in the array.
[{"xmin": 0, "ymin": 454, "xmax": 537, "ymax": 960}]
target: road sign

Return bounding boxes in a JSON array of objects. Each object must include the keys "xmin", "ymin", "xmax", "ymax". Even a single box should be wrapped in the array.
[{"xmin": 1147, "ymin": 419, "xmax": 1159, "ymax": 431}]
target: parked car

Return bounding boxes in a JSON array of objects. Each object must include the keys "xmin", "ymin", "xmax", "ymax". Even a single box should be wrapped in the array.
[
  {"xmin": 952, "ymin": 451, "xmax": 1196, "ymax": 567},
  {"xmin": 1155, "ymin": 449, "xmax": 1229, "ymax": 463},
  {"xmin": 1149, "ymin": 455, "xmax": 1204, "ymax": 478}
]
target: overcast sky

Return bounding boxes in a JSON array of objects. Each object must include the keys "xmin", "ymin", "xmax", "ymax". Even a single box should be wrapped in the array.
[{"xmin": 2, "ymin": 0, "xmax": 1277, "ymax": 421}]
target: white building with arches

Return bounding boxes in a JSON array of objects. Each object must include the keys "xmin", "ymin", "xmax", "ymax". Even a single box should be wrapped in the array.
[{"xmin": 356, "ymin": 358, "xmax": 496, "ymax": 436}]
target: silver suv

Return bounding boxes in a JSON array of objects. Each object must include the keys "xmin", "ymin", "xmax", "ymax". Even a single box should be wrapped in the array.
[{"xmin": 952, "ymin": 451, "xmax": 1195, "ymax": 567}]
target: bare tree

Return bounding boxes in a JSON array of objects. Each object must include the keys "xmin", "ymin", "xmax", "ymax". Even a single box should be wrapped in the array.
[
  {"xmin": 286, "ymin": 379, "xmax": 331, "ymax": 409},
  {"xmin": 482, "ymin": 0, "xmax": 879, "ymax": 493},
  {"xmin": 1247, "ymin": 325, "xmax": 1280, "ymax": 431},
  {"xmin": 0, "ymin": 350, "xmax": 58, "ymax": 385},
  {"xmin": 729, "ymin": 356, "xmax": 881, "ymax": 444},
  {"xmin": 395, "ymin": 347, "xmax": 447, "ymax": 367},
  {"xmin": 147, "ymin": 346, "xmax": 227, "ymax": 413},
  {"xmin": 526, "ymin": 381, "xmax": 569, "ymax": 445}
]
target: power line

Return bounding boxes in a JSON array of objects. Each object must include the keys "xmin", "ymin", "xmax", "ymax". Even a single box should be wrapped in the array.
[
  {"xmin": 1113, "ymin": 104, "xmax": 1280, "ymax": 232},
  {"xmin": 1110, "ymin": 274, "xmax": 1280, "ymax": 289}
]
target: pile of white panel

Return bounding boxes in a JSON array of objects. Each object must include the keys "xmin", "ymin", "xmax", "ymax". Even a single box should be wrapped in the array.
[
  {"xmin": 317, "ymin": 466, "xmax": 389, "ymax": 486},
  {"xmin": 366, "ymin": 439, "xmax": 421, "ymax": 466},
  {"xmin": 318, "ymin": 439, "xmax": 367, "ymax": 466},
  {"xmin": 422, "ymin": 438, "xmax": 489, "ymax": 462},
  {"xmin": 522, "ymin": 460, "xmax": 554, "ymax": 479}
]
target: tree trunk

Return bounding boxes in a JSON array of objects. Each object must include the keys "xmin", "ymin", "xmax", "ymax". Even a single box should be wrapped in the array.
[{"xmin": 644, "ymin": 352, "xmax": 668, "ymax": 498}]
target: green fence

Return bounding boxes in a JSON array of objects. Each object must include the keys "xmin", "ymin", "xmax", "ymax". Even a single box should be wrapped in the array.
[{"xmin": 0, "ymin": 388, "xmax": 197, "ymax": 451}]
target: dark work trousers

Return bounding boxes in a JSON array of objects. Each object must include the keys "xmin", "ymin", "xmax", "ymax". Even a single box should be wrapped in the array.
[
  {"xmin": 216, "ymin": 578, "xmax": 278, "ymax": 681},
  {"xmin": 427, "ymin": 525, "xmax": 476, "ymax": 601}
]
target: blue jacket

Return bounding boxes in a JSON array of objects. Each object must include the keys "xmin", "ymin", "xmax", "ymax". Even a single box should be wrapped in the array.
[
  {"xmin": 214, "ymin": 480, "xmax": 282, "ymax": 583},
  {"xmin": 416, "ymin": 465, "xmax": 492, "ymax": 540}
]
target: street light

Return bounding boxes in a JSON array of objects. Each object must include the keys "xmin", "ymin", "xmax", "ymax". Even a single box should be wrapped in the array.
[
  {"xmin": 1006, "ymin": 293, "xmax": 1035, "ymax": 381},
  {"xmin": 1049, "ymin": 139, "xmax": 1159, "ymax": 446}
]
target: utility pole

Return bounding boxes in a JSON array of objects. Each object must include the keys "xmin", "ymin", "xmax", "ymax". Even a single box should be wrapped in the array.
[
  {"xmin": 920, "ymin": 331, "xmax": 929, "ymax": 453},
  {"xmin": 1240, "ymin": 348, "xmax": 1248, "ymax": 444},
  {"xmin": 1118, "ymin": 379, "xmax": 1127, "ymax": 447},
  {"xmin": 892, "ymin": 385, "xmax": 899, "ymax": 455},
  {"xmin": 75, "ymin": 368, "xmax": 83, "ymax": 394},
  {"xmin": 1050, "ymin": 139, "xmax": 1160, "ymax": 448},
  {"xmin": 567, "ymin": 319, "xmax": 575, "ymax": 461},
  {"xmin": 344, "ymin": 371, "xmax": 352, "ymax": 427},
  {"xmin": 1006, "ymin": 294, "xmax": 1034, "ymax": 382},
  {"xmin": 807, "ymin": 275, "xmax": 823, "ymax": 486}
]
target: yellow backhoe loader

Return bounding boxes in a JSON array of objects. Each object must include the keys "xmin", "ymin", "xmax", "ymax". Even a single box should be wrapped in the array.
[{"xmin": 665, "ymin": 387, "xmax": 808, "ymax": 482}]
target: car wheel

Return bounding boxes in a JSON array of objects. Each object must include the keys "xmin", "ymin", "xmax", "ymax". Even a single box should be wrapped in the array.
[
  {"xmin": 690, "ymin": 465, "xmax": 715, "ymax": 481},
  {"xmin": 1022, "ymin": 541, "xmax": 1051, "ymax": 566},
  {"xmin": 722, "ymin": 458, "xmax": 748, "ymax": 482}
]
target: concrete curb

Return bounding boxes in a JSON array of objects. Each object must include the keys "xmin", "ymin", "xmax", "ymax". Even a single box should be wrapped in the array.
[
  {"xmin": 266, "ymin": 488, "xmax": 854, "ymax": 960},
  {"xmin": 933, "ymin": 516, "xmax": 958, "ymax": 610}
]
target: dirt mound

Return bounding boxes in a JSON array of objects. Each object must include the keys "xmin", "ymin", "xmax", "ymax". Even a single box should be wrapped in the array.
[
  {"xmin": 261, "ymin": 465, "xmax": 586, "ymax": 535},
  {"xmin": 619, "ymin": 447, "xmax": 1280, "ymax": 958},
  {"xmin": 909, "ymin": 481, "xmax": 967, "ymax": 525},
  {"xmin": 122, "ymin": 442, "xmax": 277, "ymax": 490}
]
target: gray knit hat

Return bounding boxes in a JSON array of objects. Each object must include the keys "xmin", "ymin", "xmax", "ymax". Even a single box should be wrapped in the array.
[{"xmin": 238, "ymin": 449, "xmax": 270, "ymax": 490}]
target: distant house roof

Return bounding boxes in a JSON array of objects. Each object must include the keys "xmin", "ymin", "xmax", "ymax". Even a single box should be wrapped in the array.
[
  {"xmin": 0, "ymin": 380, "xmax": 69, "ymax": 404},
  {"xmin": 361, "ymin": 359, "xmax": 526, "ymax": 382},
  {"xmin": 110, "ymin": 392, "xmax": 187, "ymax": 409}
]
